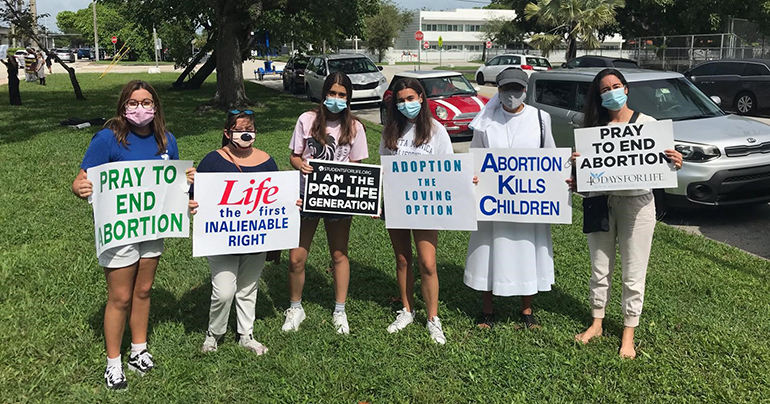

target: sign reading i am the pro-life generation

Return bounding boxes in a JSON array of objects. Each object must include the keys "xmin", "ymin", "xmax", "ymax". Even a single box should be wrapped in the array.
[
  {"xmin": 472, "ymin": 148, "xmax": 573, "ymax": 224},
  {"xmin": 303, "ymin": 160, "xmax": 382, "ymax": 216},
  {"xmin": 382, "ymin": 154, "xmax": 477, "ymax": 231},
  {"xmin": 87, "ymin": 160, "xmax": 193, "ymax": 257},
  {"xmin": 192, "ymin": 171, "xmax": 300, "ymax": 257},
  {"xmin": 575, "ymin": 120, "xmax": 678, "ymax": 192}
]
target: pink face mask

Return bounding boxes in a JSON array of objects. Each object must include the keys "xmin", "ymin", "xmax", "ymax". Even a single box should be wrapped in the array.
[{"xmin": 125, "ymin": 107, "xmax": 155, "ymax": 128}]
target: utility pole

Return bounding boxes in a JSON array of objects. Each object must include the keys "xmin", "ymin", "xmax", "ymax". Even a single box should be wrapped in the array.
[{"xmin": 92, "ymin": 0, "xmax": 99, "ymax": 61}]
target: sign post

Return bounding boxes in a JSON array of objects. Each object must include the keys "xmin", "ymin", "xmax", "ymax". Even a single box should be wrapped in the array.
[
  {"xmin": 414, "ymin": 30, "xmax": 423, "ymax": 70},
  {"xmin": 423, "ymin": 41, "xmax": 430, "ymax": 63},
  {"xmin": 111, "ymin": 36, "xmax": 117, "ymax": 55},
  {"xmin": 438, "ymin": 36, "xmax": 443, "ymax": 67}
]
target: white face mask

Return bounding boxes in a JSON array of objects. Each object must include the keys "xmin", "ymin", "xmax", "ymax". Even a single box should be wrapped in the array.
[
  {"xmin": 500, "ymin": 89, "xmax": 526, "ymax": 110},
  {"xmin": 230, "ymin": 131, "xmax": 255, "ymax": 149}
]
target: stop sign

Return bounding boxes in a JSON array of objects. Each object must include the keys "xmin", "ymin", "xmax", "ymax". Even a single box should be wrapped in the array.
[
  {"xmin": 111, "ymin": 36, "xmax": 117, "ymax": 44},
  {"xmin": 486, "ymin": 41, "xmax": 492, "ymax": 49},
  {"xmin": 423, "ymin": 41, "xmax": 430, "ymax": 49},
  {"xmin": 414, "ymin": 31, "xmax": 424, "ymax": 41}
]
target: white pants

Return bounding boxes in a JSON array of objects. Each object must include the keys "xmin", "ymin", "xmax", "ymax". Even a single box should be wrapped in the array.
[
  {"xmin": 206, "ymin": 253, "xmax": 267, "ymax": 336},
  {"xmin": 586, "ymin": 193, "xmax": 655, "ymax": 328}
]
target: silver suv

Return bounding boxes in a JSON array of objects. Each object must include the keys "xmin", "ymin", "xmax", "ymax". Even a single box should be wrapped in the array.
[
  {"xmin": 526, "ymin": 68, "xmax": 770, "ymax": 210},
  {"xmin": 304, "ymin": 54, "xmax": 388, "ymax": 106}
]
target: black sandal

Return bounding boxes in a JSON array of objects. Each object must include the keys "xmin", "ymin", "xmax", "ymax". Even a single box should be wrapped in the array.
[
  {"xmin": 520, "ymin": 313, "xmax": 540, "ymax": 329},
  {"xmin": 476, "ymin": 312, "xmax": 496, "ymax": 329}
]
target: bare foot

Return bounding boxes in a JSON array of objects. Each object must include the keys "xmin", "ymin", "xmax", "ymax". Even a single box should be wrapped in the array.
[
  {"xmin": 575, "ymin": 324, "xmax": 603, "ymax": 344},
  {"xmin": 619, "ymin": 343, "xmax": 636, "ymax": 359}
]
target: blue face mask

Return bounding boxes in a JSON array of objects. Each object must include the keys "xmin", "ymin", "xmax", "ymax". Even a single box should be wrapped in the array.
[
  {"xmin": 324, "ymin": 97, "xmax": 347, "ymax": 114},
  {"xmin": 600, "ymin": 87, "xmax": 628, "ymax": 111},
  {"xmin": 397, "ymin": 100, "xmax": 421, "ymax": 119}
]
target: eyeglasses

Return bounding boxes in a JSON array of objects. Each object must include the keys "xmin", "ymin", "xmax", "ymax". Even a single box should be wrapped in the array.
[
  {"xmin": 125, "ymin": 99, "xmax": 155, "ymax": 110},
  {"xmin": 229, "ymin": 109, "xmax": 254, "ymax": 115}
]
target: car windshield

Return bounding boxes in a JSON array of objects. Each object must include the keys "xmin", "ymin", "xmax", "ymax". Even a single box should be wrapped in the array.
[
  {"xmin": 527, "ymin": 58, "xmax": 551, "ymax": 68},
  {"xmin": 627, "ymin": 78, "xmax": 724, "ymax": 121},
  {"xmin": 327, "ymin": 58, "xmax": 378, "ymax": 74},
  {"xmin": 419, "ymin": 75, "xmax": 476, "ymax": 98},
  {"xmin": 613, "ymin": 60, "xmax": 639, "ymax": 69},
  {"xmin": 294, "ymin": 60, "xmax": 307, "ymax": 69}
]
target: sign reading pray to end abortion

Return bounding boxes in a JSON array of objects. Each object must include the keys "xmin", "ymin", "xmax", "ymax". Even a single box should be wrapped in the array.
[
  {"xmin": 87, "ymin": 160, "xmax": 193, "ymax": 257},
  {"xmin": 192, "ymin": 171, "xmax": 300, "ymax": 257},
  {"xmin": 574, "ymin": 120, "xmax": 678, "ymax": 192},
  {"xmin": 382, "ymin": 154, "xmax": 477, "ymax": 231},
  {"xmin": 472, "ymin": 148, "xmax": 573, "ymax": 224}
]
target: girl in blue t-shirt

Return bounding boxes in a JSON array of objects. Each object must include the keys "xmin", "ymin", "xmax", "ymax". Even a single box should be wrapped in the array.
[
  {"xmin": 188, "ymin": 110, "xmax": 291, "ymax": 356},
  {"xmin": 71, "ymin": 80, "xmax": 193, "ymax": 391}
]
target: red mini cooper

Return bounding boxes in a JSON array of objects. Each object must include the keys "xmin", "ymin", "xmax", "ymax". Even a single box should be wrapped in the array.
[{"xmin": 381, "ymin": 71, "xmax": 490, "ymax": 138}]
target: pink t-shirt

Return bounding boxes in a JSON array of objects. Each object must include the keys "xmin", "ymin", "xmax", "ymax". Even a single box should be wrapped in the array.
[{"xmin": 289, "ymin": 111, "xmax": 369, "ymax": 162}]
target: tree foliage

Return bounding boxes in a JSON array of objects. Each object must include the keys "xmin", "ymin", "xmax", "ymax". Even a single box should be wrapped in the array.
[{"xmin": 365, "ymin": 1, "xmax": 412, "ymax": 62}]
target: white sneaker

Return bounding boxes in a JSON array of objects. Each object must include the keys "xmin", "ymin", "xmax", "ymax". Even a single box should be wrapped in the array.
[
  {"xmin": 332, "ymin": 311, "xmax": 350, "ymax": 334},
  {"xmin": 127, "ymin": 349, "xmax": 154, "ymax": 375},
  {"xmin": 282, "ymin": 307, "xmax": 306, "ymax": 332},
  {"xmin": 201, "ymin": 331, "xmax": 218, "ymax": 353},
  {"xmin": 239, "ymin": 334, "xmax": 268, "ymax": 355},
  {"xmin": 104, "ymin": 365, "xmax": 127, "ymax": 390},
  {"xmin": 386, "ymin": 308, "xmax": 415, "ymax": 334},
  {"xmin": 427, "ymin": 317, "xmax": 446, "ymax": 345}
]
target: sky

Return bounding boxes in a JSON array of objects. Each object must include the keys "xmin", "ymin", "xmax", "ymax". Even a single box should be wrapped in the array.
[{"xmin": 39, "ymin": 0, "xmax": 493, "ymax": 31}]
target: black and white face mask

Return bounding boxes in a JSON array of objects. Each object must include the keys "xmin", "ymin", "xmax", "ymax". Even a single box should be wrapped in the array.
[{"xmin": 230, "ymin": 131, "xmax": 255, "ymax": 149}]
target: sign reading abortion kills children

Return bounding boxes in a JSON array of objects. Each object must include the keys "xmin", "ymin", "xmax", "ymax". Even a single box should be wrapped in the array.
[
  {"xmin": 472, "ymin": 148, "xmax": 573, "ymax": 224},
  {"xmin": 192, "ymin": 171, "xmax": 300, "ymax": 257},
  {"xmin": 574, "ymin": 120, "xmax": 678, "ymax": 192},
  {"xmin": 87, "ymin": 160, "xmax": 194, "ymax": 257},
  {"xmin": 303, "ymin": 160, "xmax": 382, "ymax": 216},
  {"xmin": 382, "ymin": 154, "xmax": 477, "ymax": 231}
]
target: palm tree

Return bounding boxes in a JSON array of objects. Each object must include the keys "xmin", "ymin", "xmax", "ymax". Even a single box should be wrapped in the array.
[{"xmin": 524, "ymin": 0, "xmax": 625, "ymax": 61}]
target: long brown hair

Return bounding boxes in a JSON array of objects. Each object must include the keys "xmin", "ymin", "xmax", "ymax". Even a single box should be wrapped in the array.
[
  {"xmin": 309, "ymin": 71, "xmax": 359, "ymax": 146},
  {"xmin": 105, "ymin": 80, "xmax": 169, "ymax": 154},
  {"xmin": 221, "ymin": 111, "xmax": 256, "ymax": 147},
  {"xmin": 382, "ymin": 77, "xmax": 433, "ymax": 151},
  {"xmin": 582, "ymin": 69, "xmax": 629, "ymax": 128}
]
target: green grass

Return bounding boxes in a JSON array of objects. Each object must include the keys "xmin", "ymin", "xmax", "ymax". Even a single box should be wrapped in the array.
[
  {"xmin": 433, "ymin": 65, "xmax": 481, "ymax": 71},
  {"xmin": 1, "ymin": 73, "xmax": 770, "ymax": 403},
  {"xmin": 92, "ymin": 60, "xmax": 176, "ymax": 66}
]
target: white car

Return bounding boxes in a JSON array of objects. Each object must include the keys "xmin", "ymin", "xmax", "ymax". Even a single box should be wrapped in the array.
[
  {"xmin": 14, "ymin": 50, "xmax": 27, "ymax": 67},
  {"xmin": 304, "ymin": 54, "xmax": 388, "ymax": 106},
  {"xmin": 475, "ymin": 54, "xmax": 552, "ymax": 85}
]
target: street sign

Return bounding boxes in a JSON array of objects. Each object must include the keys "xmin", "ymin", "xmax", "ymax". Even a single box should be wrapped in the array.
[
  {"xmin": 438, "ymin": 36, "xmax": 443, "ymax": 47},
  {"xmin": 111, "ymin": 36, "xmax": 117, "ymax": 44},
  {"xmin": 423, "ymin": 41, "xmax": 430, "ymax": 49},
  {"xmin": 486, "ymin": 41, "xmax": 492, "ymax": 49},
  {"xmin": 414, "ymin": 31, "xmax": 424, "ymax": 41}
]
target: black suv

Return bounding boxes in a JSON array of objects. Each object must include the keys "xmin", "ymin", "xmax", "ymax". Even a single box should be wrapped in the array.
[
  {"xmin": 561, "ymin": 56, "xmax": 639, "ymax": 69},
  {"xmin": 282, "ymin": 55, "xmax": 309, "ymax": 94},
  {"xmin": 685, "ymin": 59, "xmax": 770, "ymax": 115}
]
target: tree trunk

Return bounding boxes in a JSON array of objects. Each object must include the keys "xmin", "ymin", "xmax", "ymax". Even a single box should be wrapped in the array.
[
  {"xmin": 210, "ymin": 10, "xmax": 251, "ymax": 109},
  {"xmin": 58, "ymin": 60, "xmax": 86, "ymax": 100},
  {"xmin": 566, "ymin": 35, "xmax": 578, "ymax": 62},
  {"xmin": 482, "ymin": 45, "xmax": 487, "ymax": 62},
  {"xmin": 179, "ymin": 49, "xmax": 217, "ymax": 90},
  {"xmin": 172, "ymin": 33, "xmax": 216, "ymax": 90},
  {"xmin": 5, "ymin": 64, "xmax": 21, "ymax": 105}
]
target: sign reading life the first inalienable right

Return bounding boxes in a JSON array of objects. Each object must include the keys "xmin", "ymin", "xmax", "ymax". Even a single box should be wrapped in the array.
[{"xmin": 574, "ymin": 120, "xmax": 678, "ymax": 192}]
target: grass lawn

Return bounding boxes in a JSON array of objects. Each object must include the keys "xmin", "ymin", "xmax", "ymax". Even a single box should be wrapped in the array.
[
  {"xmin": 1, "ymin": 73, "xmax": 770, "ymax": 403},
  {"xmin": 433, "ymin": 65, "xmax": 481, "ymax": 71},
  {"xmin": 92, "ymin": 60, "xmax": 176, "ymax": 66}
]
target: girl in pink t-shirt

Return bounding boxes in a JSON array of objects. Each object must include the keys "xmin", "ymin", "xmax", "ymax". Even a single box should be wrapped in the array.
[{"xmin": 283, "ymin": 72, "xmax": 369, "ymax": 335}]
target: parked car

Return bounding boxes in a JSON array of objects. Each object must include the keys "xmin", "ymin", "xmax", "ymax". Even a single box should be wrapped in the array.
[
  {"xmin": 475, "ymin": 54, "xmax": 552, "ymax": 84},
  {"xmin": 55, "ymin": 48, "xmax": 76, "ymax": 63},
  {"xmin": 684, "ymin": 59, "xmax": 770, "ymax": 116},
  {"xmin": 282, "ymin": 55, "xmax": 308, "ymax": 94},
  {"xmin": 381, "ymin": 71, "xmax": 490, "ymax": 138},
  {"xmin": 304, "ymin": 54, "xmax": 388, "ymax": 106},
  {"xmin": 561, "ymin": 56, "xmax": 640, "ymax": 69},
  {"xmin": 14, "ymin": 49, "xmax": 27, "ymax": 67},
  {"xmin": 76, "ymin": 48, "xmax": 91, "ymax": 60},
  {"xmin": 526, "ymin": 68, "xmax": 770, "ymax": 211}
]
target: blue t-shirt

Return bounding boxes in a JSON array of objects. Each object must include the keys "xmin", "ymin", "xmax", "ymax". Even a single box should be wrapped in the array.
[
  {"xmin": 80, "ymin": 128, "xmax": 179, "ymax": 170},
  {"xmin": 191, "ymin": 150, "xmax": 279, "ymax": 196}
]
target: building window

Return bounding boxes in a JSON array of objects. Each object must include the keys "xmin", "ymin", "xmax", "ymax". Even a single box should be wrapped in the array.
[
  {"xmin": 465, "ymin": 24, "xmax": 483, "ymax": 32},
  {"xmin": 466, "ymin": 45, "xmax": 481, "ymax": 51},
  {"xmin": 425, "ymin": 23, "xmax": 463, "ymax": 32}
]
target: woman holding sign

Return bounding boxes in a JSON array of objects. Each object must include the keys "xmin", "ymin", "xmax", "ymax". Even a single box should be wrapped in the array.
[
  {"xmin": 464, "ymin": 68, "xmax": 556, "ymax": 330},
  {"xmin": 71, "ymin": 80, "xmax": 190, "ymax": 390},
  {"xmin": 380, "ymin": 77, "xmax": 454, "ymax": 345},
  {"xmin": 188, "ymin": 110, "xmax": 278, "ymax": 355},
  {"xmin": 284, "ymin": 72, "xmax": 369, "ymax": 335},
  {"xmin": 571, "ymin": 69, "xmax": 683, "ymax": 359}
]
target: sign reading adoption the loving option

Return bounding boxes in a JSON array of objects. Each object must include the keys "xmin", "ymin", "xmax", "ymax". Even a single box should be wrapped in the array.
[
  {"xmin": 574, "ymin": 120, "xmax": 678, "ymax": 192},
  {"xmin": 87, "ymin": 160, "xmax": 193, "ymax": 257},
  {"xmin": 303, "ymin": 160, "xmax": 382, "ymax": 216},
  {"xmin": 472, "ymin": 148, "xmax": 573, "ymax": 224},
  {"xmin": 192, "ymin": 171, "xmax": 300, "ymax": 257},
  {"xmin": 382, "ymin": 154, "xmax": 477, "ymax": 231}
]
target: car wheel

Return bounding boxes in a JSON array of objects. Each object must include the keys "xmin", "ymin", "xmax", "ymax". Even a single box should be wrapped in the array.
[
  {"xmin": 476, "ymin": 72, "xmax": 485, "ymax": 86},
  {"xmin": 735, "ymin": 92, "xmax": 757, "ymax": 115},
  {"xmin": 653, "ymin": 189, "xmax": 668, "ymax": 220},
  {"xmin": 288, "ymin": 79, "xmax": 297, "ymax": 94},
  {"xmin": 380, "ymin": 105, "xmax": 388, "ymax": 125},
  {"xmin": 282, "ymin": 76, "xmax": 289, "ymax": 90},
  {"xmin": 306, "ymin": 85, "xmax": 314, "ymax": 102}
]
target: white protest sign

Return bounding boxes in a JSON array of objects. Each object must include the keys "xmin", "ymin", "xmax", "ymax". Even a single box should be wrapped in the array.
[
  {"xmin": 0, "ymin": 45, "xmax": 8, "ymax": 60},
  {"xmin": 192, "ymin": 171, "xmax": 300, "ymax": 257},
  {"xmin": 472, "ymin": 148, "xmax": 573, "ymax": 224},
  {"xmin": 87, "ymin": 160, "xmax": 193, "ymax": 257},
  {"xmin": 575, "ymin": 120, "xmax": 678, "ymax": 192},
  {"xmin": 382, "ymin": 154, "xmax": 477, "ymax": 231}
]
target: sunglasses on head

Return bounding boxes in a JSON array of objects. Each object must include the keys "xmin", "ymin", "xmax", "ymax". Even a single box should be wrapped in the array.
[{"xmin": 229, "ymin": 109, "xmax": 254, "ymax": 115}]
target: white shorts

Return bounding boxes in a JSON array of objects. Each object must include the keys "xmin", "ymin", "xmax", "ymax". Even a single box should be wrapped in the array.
[{"xmin": 98, "ymin": 239, "xmax": 165, "ymax": 268}]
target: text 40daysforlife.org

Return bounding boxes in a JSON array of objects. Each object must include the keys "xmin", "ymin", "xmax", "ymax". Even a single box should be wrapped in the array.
[
  {"xmin": 473, "ymin": 149, "xmax": 573, "ymax": 224},
  {"xmin": 87, "ymin": 160, "xmax": 193, "ymax": 257}
]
